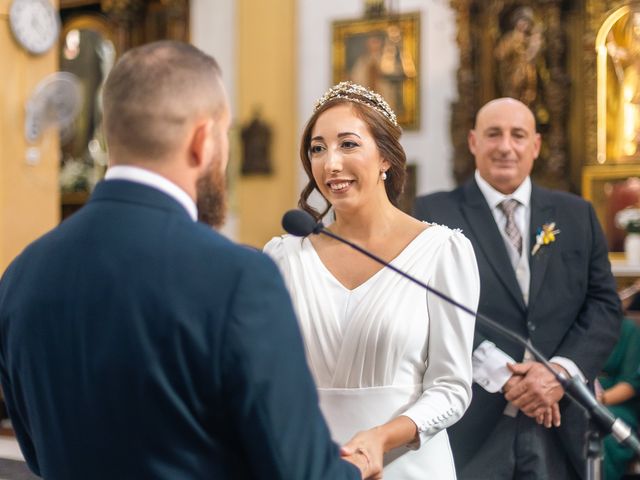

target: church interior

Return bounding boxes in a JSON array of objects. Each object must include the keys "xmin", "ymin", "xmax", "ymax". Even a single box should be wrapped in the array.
[
  {"xmin": 2, "ymin": 0, "xmax": 640, "ymax": 477},
  {"xmin": 3, "ymin": 0, "xmax": 640, "ymax": 263}
]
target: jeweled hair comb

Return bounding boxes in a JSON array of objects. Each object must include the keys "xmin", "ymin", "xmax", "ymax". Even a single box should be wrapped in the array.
[{"xmin": 313, "ymin": 81, "xmax": 399, "ymax": 128}]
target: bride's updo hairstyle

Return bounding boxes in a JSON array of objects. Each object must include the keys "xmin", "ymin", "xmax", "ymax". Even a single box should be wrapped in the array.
[{"xmin": 299, "ymin": 81, "xmax": 407, "ymax": 221}]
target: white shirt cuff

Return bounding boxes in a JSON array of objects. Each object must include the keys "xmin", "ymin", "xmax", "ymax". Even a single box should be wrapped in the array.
[
  {"xmin": 550, "ymin": 356, "xmax": 586, "ymax": 383},
  {"xmin": 472, "ymin": 340, "xmax": 516, "ymax": 393}
]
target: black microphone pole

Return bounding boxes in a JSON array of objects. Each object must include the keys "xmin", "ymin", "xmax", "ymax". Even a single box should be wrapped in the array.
[{"xmin": 281, "ymin": 209, "xmax": 640, "ymax": 477}]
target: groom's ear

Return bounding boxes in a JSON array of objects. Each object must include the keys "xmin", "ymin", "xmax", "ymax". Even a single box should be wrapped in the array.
[{"xmin": 188, "ymin": 118, "xmax": 214, "ymax": 169}]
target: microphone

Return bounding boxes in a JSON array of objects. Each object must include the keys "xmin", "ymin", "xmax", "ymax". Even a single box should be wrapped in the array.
[
  {"xmin": 280, "ymin": 208, "xmax": 640, "ymax": 458},
  {"xmin": 281, "ymin": 209, "xmax": 323, "ymax": 236}
]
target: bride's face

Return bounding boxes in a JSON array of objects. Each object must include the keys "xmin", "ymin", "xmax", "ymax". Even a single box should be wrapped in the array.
[{"xmin": 308, "ymin": 104, "xmax": 389, "ymax": 213}]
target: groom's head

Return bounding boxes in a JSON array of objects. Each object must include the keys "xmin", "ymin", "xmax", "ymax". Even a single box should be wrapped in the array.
[{"xmin": 102, "ymin": 40, "xmax": 230, "ymax": 227}]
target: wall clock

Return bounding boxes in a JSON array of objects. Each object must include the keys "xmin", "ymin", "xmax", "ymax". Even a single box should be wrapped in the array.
[{"xmin": 9, "ymin": 0, "xmax": 60, "ymax": 55}]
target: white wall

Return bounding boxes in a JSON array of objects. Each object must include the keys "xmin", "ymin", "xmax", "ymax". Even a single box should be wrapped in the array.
[
  {"xmin": 190, "ymin": 0, "xmax": 236, "ymax": 112},
  {"xmin": 190, "ymin": 0, "xmax": 237, "ymax": 238},
  {"xmin": 298, "ymin": 0, "xmax": 459, "ymax": 197}
]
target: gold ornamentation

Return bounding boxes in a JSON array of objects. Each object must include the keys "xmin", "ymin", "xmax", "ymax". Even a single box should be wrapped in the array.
[
  {"xmin": 314, "ymin": 81, "xmax": 399, "ymax": 128},
  {"xmin": 449, "ymin": 0, "xmax": 569, "ymax": 190}
]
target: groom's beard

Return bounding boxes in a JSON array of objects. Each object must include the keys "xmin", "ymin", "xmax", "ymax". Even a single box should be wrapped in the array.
[{"xmin": 196, "ymin": 162, "xmax": 227, "ymax": 228}]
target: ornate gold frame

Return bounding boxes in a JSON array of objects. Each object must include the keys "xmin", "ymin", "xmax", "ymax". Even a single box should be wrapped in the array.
[
  {"xmin": 332, "ymin": 12, "xmax": 420, "ymax": 130},
  {"xmin": 62, "ymin": 13, "xmax": 117, "ymax": 53},
  {"xmin": 583, "ymin": 165, "xmax": 640, "ymax": 254}
]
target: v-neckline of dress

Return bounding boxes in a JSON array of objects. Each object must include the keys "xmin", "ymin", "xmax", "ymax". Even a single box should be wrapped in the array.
[{"xmin": 304, "ymin": 226, "xmax": 434, "ymax": 293}]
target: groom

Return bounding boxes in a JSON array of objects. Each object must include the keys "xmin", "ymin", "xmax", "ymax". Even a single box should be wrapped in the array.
[
  {"xmin": 0, "ymin": 41, "xmax": 371, "ymax": 480},
  {"xmin": 413, "ymin": 98, "xmax": 621, "ymax": 478}
]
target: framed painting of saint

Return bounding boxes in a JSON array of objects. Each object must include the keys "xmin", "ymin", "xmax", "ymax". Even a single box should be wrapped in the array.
[{"xmin": 332, "ymin": 12, "xmax": 420, "ymax": 130}]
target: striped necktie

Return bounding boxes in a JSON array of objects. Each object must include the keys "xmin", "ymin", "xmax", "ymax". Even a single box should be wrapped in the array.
[{"xmin": 498, "ymin": 199, "xmax": 522, "ymax": 255}]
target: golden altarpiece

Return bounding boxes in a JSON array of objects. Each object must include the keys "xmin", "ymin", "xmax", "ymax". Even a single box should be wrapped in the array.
[
  {"xmin": 58, "ymin": 0, "xmax": 190, "ymax": 219},
  {"xmin": 450, "ymin": 0, "xmax": 640, "ymax": 257}
]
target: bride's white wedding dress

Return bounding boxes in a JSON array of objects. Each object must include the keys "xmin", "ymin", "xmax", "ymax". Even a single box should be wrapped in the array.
[{"xmin": 265, "ymin": 225, "xmax": 479, "ymax": 479}]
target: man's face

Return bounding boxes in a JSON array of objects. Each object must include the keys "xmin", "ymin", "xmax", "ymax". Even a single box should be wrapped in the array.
[
  {"xmin": 196, "ymin": 104, "xmax": 231, "ymax": 228},
  {"xmin": 469, "ymin": 98, "xmax": 540, "ymax": 194}
]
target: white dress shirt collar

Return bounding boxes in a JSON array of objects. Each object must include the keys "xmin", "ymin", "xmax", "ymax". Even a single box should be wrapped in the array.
[
  {"xmin": 104, "ymin": 165, "xmax": 197, "ymax": 221},
  {"xmin": 474, "ymin": 170, "xmax": 531, "ymax": 209}
]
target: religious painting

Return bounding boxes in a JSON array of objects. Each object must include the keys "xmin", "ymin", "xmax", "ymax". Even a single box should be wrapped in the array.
[
  {"xmin": 583, "ymin": 166, "xmax": 640, "ymax": 253},
  {"xmin": 597, "ymin": 5, "xmax": 640, "ymax": 164},
  {"xmin": 332, "ymin": 12, "xmax": 420, "ymax": 129}
]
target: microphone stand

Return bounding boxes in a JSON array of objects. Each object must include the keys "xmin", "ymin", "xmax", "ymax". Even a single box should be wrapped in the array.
[{"xmin": 316, "ymin": 225, "xmax": 639, "ymax": 480}]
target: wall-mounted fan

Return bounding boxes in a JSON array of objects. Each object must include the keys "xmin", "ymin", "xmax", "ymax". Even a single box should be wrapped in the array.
[{"xmin": 25, "ymin": 71, "xmax": 82, "ymax": 144}]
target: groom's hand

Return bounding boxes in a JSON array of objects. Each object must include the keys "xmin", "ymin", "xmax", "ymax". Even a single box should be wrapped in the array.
[{"xmin": 341, "ymin": 430, "xmax": 384, "ymax": 480}]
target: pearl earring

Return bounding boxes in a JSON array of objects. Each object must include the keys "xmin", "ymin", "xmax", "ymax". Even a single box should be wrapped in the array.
[{"xmin": 381, "ymin": 171, "xmax": 388, "ymax": 181}]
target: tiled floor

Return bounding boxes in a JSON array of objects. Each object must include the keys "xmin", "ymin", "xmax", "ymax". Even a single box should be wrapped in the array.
[
  {"xmin": 0, "ymin": 437, "xmax": 23, "ymax": 462},
  {"xmin": 0, "ymin": 435, "xmax": 37, "ymax": 480}
]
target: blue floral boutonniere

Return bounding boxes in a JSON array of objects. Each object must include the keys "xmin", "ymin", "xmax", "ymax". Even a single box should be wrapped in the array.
[{"xmin": 531, "ymin": 222, "xmax": 560, "ymax": 256}]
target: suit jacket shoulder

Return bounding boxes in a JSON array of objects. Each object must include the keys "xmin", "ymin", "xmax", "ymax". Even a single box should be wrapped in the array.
[
  {"xmin": 531, "ymin": 184, "xmax": 591, "ymax": 210},
  {"xmin": 414, "ymin": 187, "xmax": 465, "ymax": 212},
  {"xmin": 413, "ymin": 185, "xmax": 473, "ymax": 235}
]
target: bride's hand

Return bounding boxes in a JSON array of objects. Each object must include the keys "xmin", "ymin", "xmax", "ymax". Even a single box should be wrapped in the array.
[
  {"xmin": 341, "ymin": 428, "xmax": 385, "ymax": 479},
  {"xmin": 341, "ymin": 416, "xmax": 416, "ymax": 478}
]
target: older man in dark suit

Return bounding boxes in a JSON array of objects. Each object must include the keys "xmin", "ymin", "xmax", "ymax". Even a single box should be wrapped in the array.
[
  {"xmin": 413, "ymin": 98, "xmax": 621, "ymax": 479},
  {"xmin": 0, "ymin": 41, "xmax": 371, "ymax": 480}
]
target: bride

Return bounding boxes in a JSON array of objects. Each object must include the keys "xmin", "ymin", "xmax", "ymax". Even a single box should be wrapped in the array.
[{"xmin": 265, "ymin": 82, "xmax": 479, "ymax": 478}]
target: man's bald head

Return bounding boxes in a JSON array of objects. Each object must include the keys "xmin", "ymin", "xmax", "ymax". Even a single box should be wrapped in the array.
[
  {"xmin": 103, "ymin": 41, "xmax": 227, "ymax": 163},
  {"xmin": 474, "ymin": 97, "xmax": 536, "ymax": 130},
  {"xmin": 469, "ymin": 97, "xmax": 541, "ymax": 194}
]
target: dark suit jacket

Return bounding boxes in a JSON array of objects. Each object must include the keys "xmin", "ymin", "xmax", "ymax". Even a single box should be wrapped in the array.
[
  {"xmin": 0, "ymin": 180, "xmax": 358, "ymax": 480},
  {"xmin": 413, "ymin": 178, "xmax": 621, "ymax": 477}
]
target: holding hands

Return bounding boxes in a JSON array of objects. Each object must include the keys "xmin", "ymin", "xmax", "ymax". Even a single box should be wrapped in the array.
[
  {"xmin": 341, "ymin": 430, "xmax": 384, "ymax": 479},
  {"xmin": 340, "ymin": 415, "xmax": 419, "ymax": 479},
  {"xmin": 503, "ymin": 361, "xmax": 566, "ymax": 428}
]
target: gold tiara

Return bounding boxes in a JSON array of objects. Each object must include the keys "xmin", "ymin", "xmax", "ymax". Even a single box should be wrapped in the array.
[{"xmin": 313, "ymin": 81, "xmax": 399, "ymax": 128}]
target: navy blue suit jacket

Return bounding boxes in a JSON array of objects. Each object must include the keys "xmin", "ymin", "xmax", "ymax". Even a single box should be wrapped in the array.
[
  {"xmin": 413, "ymin": 179, "xmax": 621, "ymax": 477},
  {"xmin": 0, "ymin": 180, "xmax": 358, "ymax": 480}
]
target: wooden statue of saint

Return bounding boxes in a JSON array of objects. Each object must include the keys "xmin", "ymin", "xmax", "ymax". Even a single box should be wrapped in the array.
[
  {"xmin": 241, "ymin": 110, "xmax": 273, "ymax": 175},
  {"xmin": 494, "ymin": 6, "xmax": 545, "ymax": 107}
]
